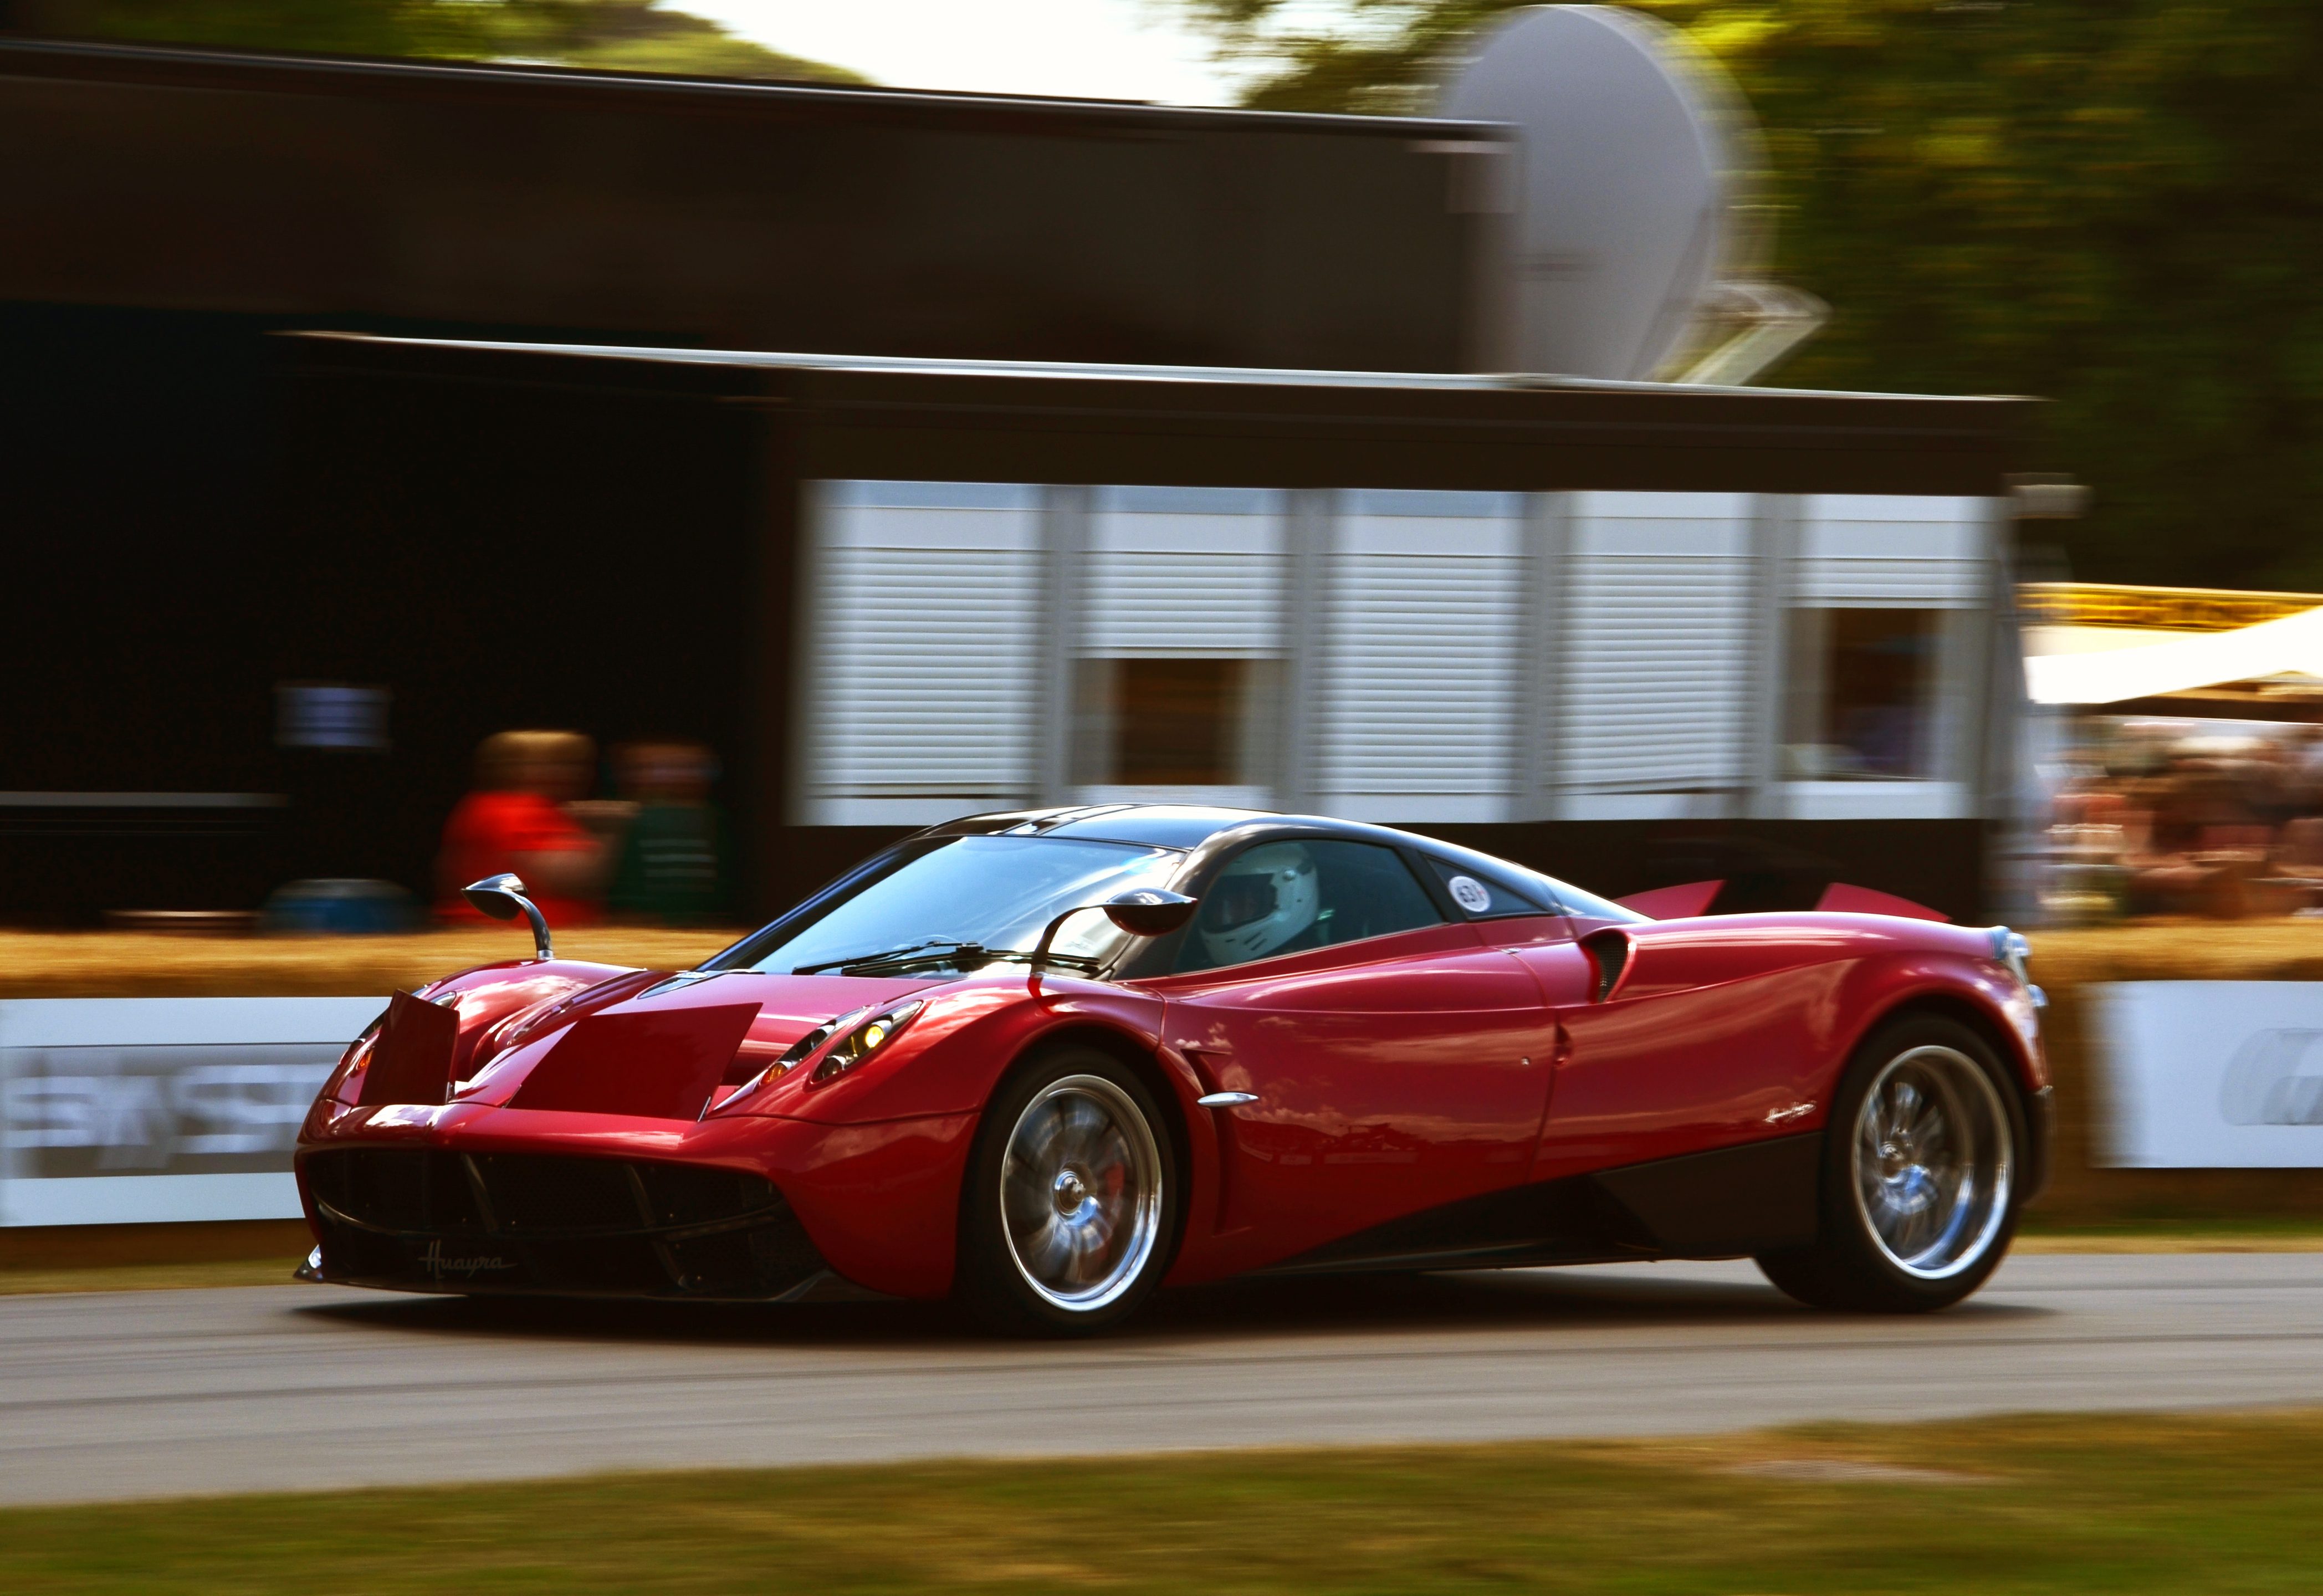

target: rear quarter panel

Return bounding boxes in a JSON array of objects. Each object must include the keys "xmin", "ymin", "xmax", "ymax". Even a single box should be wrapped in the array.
[{"xmin": 1533, "ymin": 914, "xmax": 2038, "ymax": 1183}]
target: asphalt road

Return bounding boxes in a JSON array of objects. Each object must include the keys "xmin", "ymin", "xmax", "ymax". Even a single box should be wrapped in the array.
[{"xmin": 4, "ymin": 1252, "xmax": 2323, "ymax": 1507}]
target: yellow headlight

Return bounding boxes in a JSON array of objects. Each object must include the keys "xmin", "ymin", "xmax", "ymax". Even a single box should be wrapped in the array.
[{"xmin": 809, "ymin": 1000, "xmax": 927, "ymax": 1085}]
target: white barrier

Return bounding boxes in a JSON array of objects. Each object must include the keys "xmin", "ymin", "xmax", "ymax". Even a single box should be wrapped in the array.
[
  {"xmin": 9, "ymin": 980, "xmax": 2313, "ymax": 1216},
  {"xmin": 0, "ymin": 998, "xmax": 385, "ymax": 1226},
  {"xmin": 2091, "ymin": 981, "xmax": 2323, "ymax": 1167}
]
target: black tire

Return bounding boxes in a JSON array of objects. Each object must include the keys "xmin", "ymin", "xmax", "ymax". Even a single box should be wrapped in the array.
[
  {"xmin": 955, "ymin": 1046, "xmax": 1179, "ymax": 1336},
  {"xmin": 1757, "ymin": 1013, "xmax": 2027, "ymax": 1313}
]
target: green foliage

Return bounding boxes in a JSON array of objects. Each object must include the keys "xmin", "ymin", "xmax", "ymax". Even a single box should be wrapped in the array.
[
  {"xmin": 1187, "ymin": 1, "xmax": 2323, "ymax": 590},
  {"xmin": 19, "ymin": 0, "xmax": 865, "ymax": 84},
  {"xmin": 11, "ymin": 1413, "xmax": 2323, "ymax": 1590}
]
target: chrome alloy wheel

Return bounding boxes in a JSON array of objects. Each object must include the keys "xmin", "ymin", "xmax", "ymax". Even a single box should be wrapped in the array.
[
  {"xmin": 1851, "ymin": 1045, "xmax": 2014, "ymax": 1280},
  {"xmin": 998, "ymin": 1073, "xmax": 1163, "ymax": 1313}
]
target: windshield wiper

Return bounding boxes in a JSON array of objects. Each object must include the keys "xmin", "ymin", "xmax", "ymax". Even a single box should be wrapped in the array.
[
  {"xmin": 794, "ymin": 939, "xmax": 1107, "ymax": 978},
  {"xmin": 792, "ymin": 938, "xmax": 975, "ymax": 975},
  {"xmin": 955, "ymin": 947, "xmax": 1107, "ymax": 975},
  {"xmin": 843, "ymin": 946, "xmax": 1108, "ymax": 977}
]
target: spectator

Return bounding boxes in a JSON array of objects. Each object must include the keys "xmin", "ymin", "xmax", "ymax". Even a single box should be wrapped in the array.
[
  {"xmin": 436, "ymin": 730, "xmax": 607, "ymax": 927},
  {"xmin": 608, "ymin": 740, "xmax": 730, "ymax": 925},
  {"xmin": 2049, "ymin": 719, "xmax": 2323, "ymax": 920}
]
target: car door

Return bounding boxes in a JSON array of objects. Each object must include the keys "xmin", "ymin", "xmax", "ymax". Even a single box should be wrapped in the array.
[
  {"xmin": 1526, "ymin": 924, "xmax": 1843, "ymax": 1184},
  {"xmin": 1141, "ymin": 838, "xmax": 1556, "ymax": 1271}
]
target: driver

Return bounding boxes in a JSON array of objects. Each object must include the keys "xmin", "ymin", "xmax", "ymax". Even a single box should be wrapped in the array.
[{"xmin": 1196, "ymin": 842, "xmax": 1324, "ymax": 965}]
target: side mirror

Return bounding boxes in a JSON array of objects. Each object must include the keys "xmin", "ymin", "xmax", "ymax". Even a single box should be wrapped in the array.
[
  {"xmin": 461, "ymin": 872, "xmax": 554, "ymax": 960},
  {"xmin": 1027, "ymin": 888, "xmax": 1199, "ymax": 985},
  {"xmin": 1100, "ymin": 888, "xmax": 1199, "ymax": 938}
]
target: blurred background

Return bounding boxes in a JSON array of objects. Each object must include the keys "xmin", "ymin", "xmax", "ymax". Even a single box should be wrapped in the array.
[
  {"xmin": 4, "ymin": 0, "xmax": 2320, "ymax": 938},
  {"xmin": 3, "ymin": 0, "xmax": 2322, "ymax": 1224},
  {"xmin": 11, "ymin": 13, "xmax": 2323, "ymax": 1577}
]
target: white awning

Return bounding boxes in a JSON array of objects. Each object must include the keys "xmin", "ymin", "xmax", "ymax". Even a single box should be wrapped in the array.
[{"xmin": 2026, "ymin": 605, "xmax": 2323, "ymax": 704}]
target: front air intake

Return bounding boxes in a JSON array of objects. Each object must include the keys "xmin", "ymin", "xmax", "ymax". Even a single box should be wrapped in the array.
[{"xmin": 301, "ymin": 1148, "xmax": 827, "ymax": 1300}]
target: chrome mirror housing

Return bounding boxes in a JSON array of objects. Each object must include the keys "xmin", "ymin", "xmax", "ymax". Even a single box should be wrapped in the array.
[{"xmin": 462, "ymin": 872, "xmax": 554, "ymax": 960}]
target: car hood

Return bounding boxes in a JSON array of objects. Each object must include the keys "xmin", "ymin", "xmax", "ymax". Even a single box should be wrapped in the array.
[{"xmin": 448, "ymin": 967, "xmax": 941, "ymax": 1117}]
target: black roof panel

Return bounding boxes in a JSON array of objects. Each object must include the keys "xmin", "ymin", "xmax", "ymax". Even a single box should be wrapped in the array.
[{"xmin": 1042, "ymin": 806, "xmax": 1282, "ymax": 849}]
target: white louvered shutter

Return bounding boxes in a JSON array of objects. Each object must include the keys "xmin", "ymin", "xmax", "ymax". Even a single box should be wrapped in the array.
[
  {"xmin": 1085, "ymin": 487, "xmax": 1283, "ymax": 656},
  {"xmin": 796, "ymin": 480, "xmax": 1042, "ymax": 825},
  {"xmin": 1559, "ymin": 492, "xmax": 1753, "ymax": 806},
  {"xmin": 1797, "ymin": 495, "xmax": 1990, "ymax": 607},
  {"xmin": 1319, "ymin": 491, "xmax": 1524, "ymax": 822}
]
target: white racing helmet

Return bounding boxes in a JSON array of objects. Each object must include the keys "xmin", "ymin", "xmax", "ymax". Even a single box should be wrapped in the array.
[{"xmin": 1198, "ymin": 842, "xmax": 1322, "ymax": 965}]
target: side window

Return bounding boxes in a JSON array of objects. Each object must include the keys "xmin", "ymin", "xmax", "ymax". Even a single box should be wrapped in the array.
[
  {"xmin": 1176, "ymin": 839, "xmax": 1444, "ymax": 973},
  {"xmin": 1421, "ymin": 856, "xmax": 1554, "ymax": 919}
]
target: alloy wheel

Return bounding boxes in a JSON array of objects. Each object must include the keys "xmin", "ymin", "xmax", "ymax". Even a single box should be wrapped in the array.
[
  {"xmin": 1850, "ymin": 1044, "xmax": 2014, "ymax": 1281},
  {"xmin": 997, "ymin": 1073, "xmax": 1163, "ymax": 1313}
]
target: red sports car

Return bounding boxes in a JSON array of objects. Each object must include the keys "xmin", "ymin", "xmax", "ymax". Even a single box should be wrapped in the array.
[{"xmin": 296, "ymin": 806, "xmax": 2050, "ymax": 1332}]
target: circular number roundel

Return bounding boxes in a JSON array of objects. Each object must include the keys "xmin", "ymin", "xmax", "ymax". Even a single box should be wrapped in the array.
[{"xmin": 1447, "ymin": 875, "xmax": 1493, "ymax": 914}]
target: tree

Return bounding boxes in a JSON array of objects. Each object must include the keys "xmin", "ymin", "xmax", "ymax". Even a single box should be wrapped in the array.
[
  {"xmin": 15, "ymin": 0, "xmax": 864, "ymax": 85},
  {"xmin": 1185, "ymin": 1, "xmax": 2323, "ymax": 590}
]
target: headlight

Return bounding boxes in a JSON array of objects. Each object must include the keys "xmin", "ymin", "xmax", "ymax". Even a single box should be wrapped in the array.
[
  {"xmin": 774, "ymin": 1006, "xmax": 873, "ymax": 1072},
  {"xmin": 809, "ymin": 1000, "xmax": 927, "ymax": 1084},
  {"xmin": 324, "ymin": 1014, "xmax": 386, "ymax": 1106},
  {"xmin": 1991, "ymin": 927, "xmax": 2046, "ymax": 1009}
]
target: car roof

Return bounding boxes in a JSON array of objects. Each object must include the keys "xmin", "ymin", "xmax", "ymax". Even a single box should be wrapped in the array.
[
  {"xmin": 1041, "ymin": 806, "xmax": 1288, "ymax": 848},
  {"xmin": 923, "ymin": 804, "xmax": 1435, "ymax": 853},
  {"xmin": 912, "ymin": 804, "xmax": 1650, "ymax": 923}
]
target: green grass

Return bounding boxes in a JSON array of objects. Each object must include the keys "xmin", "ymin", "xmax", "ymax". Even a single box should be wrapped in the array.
[
  {"xmin": 11, "ymin": 1411, "xmax": 2323, "ymax": 1592},
  {"xmin": 2017, "ymin": 1212, "xmax": 2323, "ymax": 1249}
]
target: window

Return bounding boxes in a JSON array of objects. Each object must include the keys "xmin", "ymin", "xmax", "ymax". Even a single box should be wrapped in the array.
[
  {"xmin": 1175, "ymin": 839, "xmax": 1442, "ymax": 973},
  {"xmin": 1067, "ymin": 483, "xmax": 1285, "ymax": 803},
  {"xmin": 1420, "ymin": 855, "xmax": 1553, "ymax": 918},
  {"xmin": 1071, "ymin": 656, "xmax": 1279, "ymax": 792},
  {"xmin": 1785, "ymin": 608, "xmax": 1942, "ymax": 780},
  {"xmin": 797, "ymin": 481, "xmax": 1996, "ymax": 826}
]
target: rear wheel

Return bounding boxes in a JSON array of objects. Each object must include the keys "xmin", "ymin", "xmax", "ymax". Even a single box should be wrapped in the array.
[
  {"xmin": 1757, "ymin": 1014, "xmax": 2024, "ymax": 1313},
  {"xmin": 956, "ymin": 1048, "xmax": 1176, "ymax": 1336}
]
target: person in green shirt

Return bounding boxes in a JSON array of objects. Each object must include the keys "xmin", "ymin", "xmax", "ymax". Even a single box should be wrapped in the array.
[{"xmin": 608, "ymin": 740, "xmax": 731, "ymax": 925}]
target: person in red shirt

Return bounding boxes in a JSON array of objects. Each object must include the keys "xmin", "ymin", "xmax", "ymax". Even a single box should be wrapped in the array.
[{"xmin": 436, "ymin": 730, "xmax": 608, "ymax": 929}]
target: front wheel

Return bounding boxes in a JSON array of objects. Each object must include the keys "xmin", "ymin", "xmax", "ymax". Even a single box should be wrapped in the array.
[
  {"xmin": 956, "ymin": 1048, "xmax": 1177, "ymax": 1336},
  {"xmin": 1757, "ymin": 1014, "xmax": 2025, "ymax": 1313}
]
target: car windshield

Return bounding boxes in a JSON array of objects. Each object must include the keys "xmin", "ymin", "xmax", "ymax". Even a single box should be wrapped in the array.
[{"xmin": 709, "ymin": 835, "xmax": 1184, "ymax": 977}]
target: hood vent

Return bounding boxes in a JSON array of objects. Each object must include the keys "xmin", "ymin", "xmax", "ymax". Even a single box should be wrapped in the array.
[{"xmin": 506, "ymin": 1001, "xmax": 761, "ymax": 1119}]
